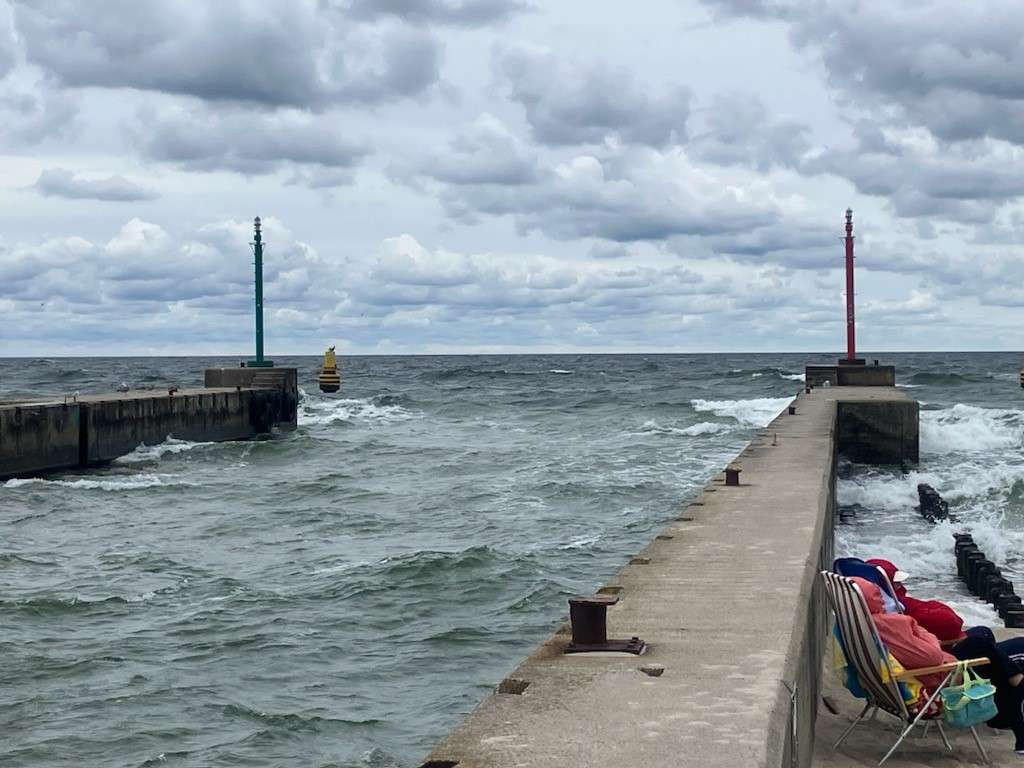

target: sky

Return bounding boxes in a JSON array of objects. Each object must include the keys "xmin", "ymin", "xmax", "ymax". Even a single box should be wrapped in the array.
[{"xmin": 2, "ymin": 0, "xmax": 1023, "ymax": 356}]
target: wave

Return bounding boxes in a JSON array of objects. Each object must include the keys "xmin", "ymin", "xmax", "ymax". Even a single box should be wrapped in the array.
[
  {"xmin": 921, "ymin": 404, "xmax": 1024, "ymax": 454},
  {"xmin": 639, "ymin": 419, "xmax": 734, "ymax": 437},
  {"xmin": 3, "ymin": 473, "xmax": 182, "ymax": 491},
  {"xmin": 726, "ymin": 367, "xmax": 804, "ymax": 382},
  {"xmin": 549, "ymin": 369, "xmax": 573, "ymax": 375},
  {"xmin": 909, "ymin": 371, "xmax": 978, "ymax": 385},
  {"xmin": 222, "ymin": 703, "xmax": 379, "ymax": 732},
  {"xmin": 690, "ymin": 396, "xmax": 791, "ymax": 427},
  {"xmin": 5, "ymin": 593, "xmax": 151, "ymax": 615},
  {"xmin": 299, "ymin": 396, "xmax": 419, "ymax": 426},
  {"xmin": 419, "ymin": 366, "xmax": 535, "ymax": 381},
  {"xmin": 115, "ymin": 437, "xmax": 211, "ymax": 464}
]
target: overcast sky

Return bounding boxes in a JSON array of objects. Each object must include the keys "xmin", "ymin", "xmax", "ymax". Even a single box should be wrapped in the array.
[{"xmin": 2, "ymin": 0, "xmax": 1022, "ymax": 356}]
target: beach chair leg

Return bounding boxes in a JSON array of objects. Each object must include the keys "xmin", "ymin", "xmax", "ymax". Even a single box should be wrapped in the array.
[
  {"xmin": 935, "ymin": 721, "xmax": 952, "ymax": 752},
  {"xmin": 922, "ymin": 722, "xmax": 930, "ymax": 739},
  {"xmin": 834, "ymin": 702, "xmax": 874, "ymax": 750},
  {"xmin": 879, "ymin": 681, "xmax": 949, "ymax": 766},
  {"xmin": 968, "ymin": 726, "xmax": 990, "ymax": 765}
]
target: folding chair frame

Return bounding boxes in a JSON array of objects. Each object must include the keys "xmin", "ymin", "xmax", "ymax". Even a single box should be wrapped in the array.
[{"xmin": 821, "ymin": 571, "xmax": 991, "ymax": 766}]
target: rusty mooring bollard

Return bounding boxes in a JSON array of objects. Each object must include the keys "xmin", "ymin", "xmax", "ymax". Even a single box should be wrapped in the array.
[
  {"xmin": 725, "ymin": 466, "xmax": 741, "ymax": 486},
  {"xmin": 565, "ymin": 595, "xmax": 644, "ymax": 654}
]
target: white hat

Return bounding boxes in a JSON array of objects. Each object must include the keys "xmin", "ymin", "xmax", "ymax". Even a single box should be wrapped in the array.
[{"xmin": 893, "ymin": 569, "xmax": 909, "ymax": 583}]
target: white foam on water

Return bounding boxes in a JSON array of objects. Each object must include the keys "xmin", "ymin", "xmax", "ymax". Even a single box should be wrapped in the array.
[
  {"xmin": 115, "ymin": 437, "xmax": 212, "ymax": 464},
  {"xmin": 782, "ymin": 373, "xmax": 806, "ymax": 382},
  {"xmin": 921, "ymin": 404, "xmax": 1024, "ymax": 454},
  {"xmin": 557, "ymin": 534, "xmax": 600, "ymax": 550},
  {"xmin": 3, "ymin": 473, "xmax": 181, "ymax": 491},
  {"xmin": 639, "ymin": 419, "xmax": 735, "ymax": 437},
  {"xmin": 751, "ymin": 372, "xmax": 764, "ymax": 378},
  {"xmin": 549, "ymin": 369, "xmax": 573, "ymax": 375},
  {"xmin": 690, "ymin": 397, "xmax": 792, "ymax": 427},
  {"xmin": 299, "ymin": 396, "xmax": 419, "ymax": 426}
]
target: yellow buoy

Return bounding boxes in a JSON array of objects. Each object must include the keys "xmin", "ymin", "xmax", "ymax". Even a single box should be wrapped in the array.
[{"xmin": 318, "ymin": 346, "xmax": 341, "ymax": 393}]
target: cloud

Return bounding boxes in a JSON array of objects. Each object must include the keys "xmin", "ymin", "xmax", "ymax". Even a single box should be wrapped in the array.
[
  {"xmin": 405, "ymin": 112, "xmax": 540, "ymax": 187},
  {"xmin": 700, "ymin": 0, "xmax": 1024, "ymax": 224},
  {"xmin": 423, "ymin": 140, "xmax": 784, "ymax": 246},
  {"xmin": 0, "ymin": 72, "xmax": 78, "ymax": 146},
  {"xmin": 13, "ymin": 1, "xmax": 442, "ymax": 108},
  {"xmin": 0, "ymin": 3, "xmax": 14, "ymax": 79},
  {"xmin": 344, "ymin": 0, "xmax": 531, "ymax": 26},
  {"xmin": 0, "ymin": 217, "xmax": 337, "ymax": 321},
  {"xmin": 689, "ymin": 93, "xmax": 812, "ymax": 171},
  {"xmin": 137, "ymin": 107, "xmax": 370, "ymax": 181},
  {"xmin": 804, "ymin": 124, "xmax": 1024, "ymax": 223},
  {"xmin": 494, "ymin": 44, "xmax": 691, "ymax": 147},
  {"xmin": 34, "ymin": 168, "xmax": 159, "ymax": 202}
]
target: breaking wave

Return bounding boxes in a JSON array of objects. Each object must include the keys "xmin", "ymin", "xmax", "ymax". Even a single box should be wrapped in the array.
[
  {"xmin": 639, "ymin": 419, "xmax": 734, "ymax": 437},
  {"xmin": 299, "ymin": 396, "xmax": 420, "ymax": 426},
  {"xmin": 921, "ymin": 404, "xmax": 1024, "ymax": 454},
  {"xmin": 115, "ymin": 437, "xmax": 212, "ymax": 464},
  {"xmin": 3, "ymin": 473, "xmax": 183, "ymax": 491},
  {"xmin": 690, "ymin": 397, "xmax": 791, "ymax": 427}
]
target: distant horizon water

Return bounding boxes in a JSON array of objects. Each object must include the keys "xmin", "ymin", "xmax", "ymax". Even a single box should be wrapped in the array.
[{"xmin": 3, "ymin": 352, "xmax": 1024, "ymax": 767}]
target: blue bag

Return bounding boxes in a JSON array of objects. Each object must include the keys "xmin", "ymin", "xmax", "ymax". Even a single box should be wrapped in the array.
[{"xmin": 940, "ymin": 661, "xmax": 998, "ymax": 728}]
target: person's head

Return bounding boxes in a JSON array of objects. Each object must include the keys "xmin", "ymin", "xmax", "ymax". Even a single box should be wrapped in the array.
[
  {"xmin": 850, "ymin": 576, "xmax": 885, "ymax": 614},
  {"xmin": 866, "ymin": 558, "xmax": 909, "ymax": 585}
]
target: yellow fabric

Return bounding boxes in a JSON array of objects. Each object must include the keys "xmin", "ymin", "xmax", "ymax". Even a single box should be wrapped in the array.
[{"xmin": 831, "ymin": 622, "xmax": 922, "ymax": 706}]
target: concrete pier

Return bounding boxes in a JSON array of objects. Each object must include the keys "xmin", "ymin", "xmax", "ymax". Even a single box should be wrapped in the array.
[
  {"xmin": 0, "ymin": 368, "xmax": 298, "ymax": 480},
  {"xmin": 420, "ymin": 387, "xmax": 918, "ymax": 768}
]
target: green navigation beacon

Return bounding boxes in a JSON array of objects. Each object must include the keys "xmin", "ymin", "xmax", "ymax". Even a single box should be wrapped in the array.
[{"xmin": 247, "ymin": 216, "xmax": 274, "ymax": 368}]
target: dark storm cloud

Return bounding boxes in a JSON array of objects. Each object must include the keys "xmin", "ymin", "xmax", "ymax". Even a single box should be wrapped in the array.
[
  {"xmin": 139, "ymin": 108, "xmax": 370, "ymax": 181},
  {"xmin": 34, "ymin": 168, "xmax": 159, "ymax": 202},
  {"xmin": 344, "ymin": 0, "xmax": 530, "ymax": 25},
  {"xmin": 13, "ymin": 0, "xmax": 442, "ymax": 108},
  {"xmin": 494, "ymin": 44, "xmax": 691, "ymax": 147}
]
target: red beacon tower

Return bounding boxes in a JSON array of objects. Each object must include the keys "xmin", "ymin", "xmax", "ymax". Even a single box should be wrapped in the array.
[{"xmin": 841, "ymin": 208, "xmax": 865, "ymax": 366}]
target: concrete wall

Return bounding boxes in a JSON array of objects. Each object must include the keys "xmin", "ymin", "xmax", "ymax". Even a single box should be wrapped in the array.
[
  {"xmin": 204, "ymin": 367, "xmax": 298, "ymax": 430},
  {"xmin": 83, "ymin": 390, "xmax": 256, "ymax": 464},
  {"xmin": 806, "ymin": 365, "xmax": 896, "ymax": 387},
  {"xmin": 837, "ymin": 399, "xmax": 919, "ymax": 465},
  {"xmin": 0, "ymin": 403, "xmax": 80, "ymax": 479},
  {"xmin": 1, "ymin": 381, "xmax": 299, "ymax": 478}
]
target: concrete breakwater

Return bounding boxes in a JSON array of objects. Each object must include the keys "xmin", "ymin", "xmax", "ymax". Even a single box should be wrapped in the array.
[
  {"xmin": 0, "ymin": 367, "xmax": 297, "ymax": 479},
  {"xmin": 421, "ymin": 387, "xmax": 918, "ymax": 768}
]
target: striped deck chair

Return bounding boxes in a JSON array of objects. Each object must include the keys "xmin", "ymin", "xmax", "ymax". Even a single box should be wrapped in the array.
[{"xmin": 820, "ymin": 571, "xmax": 991, "ymax": 765}]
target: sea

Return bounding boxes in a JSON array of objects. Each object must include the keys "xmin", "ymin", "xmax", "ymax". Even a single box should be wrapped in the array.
[{"xmin": 1, "ymin": 352, "xmax": 1021, "ymax": 767}]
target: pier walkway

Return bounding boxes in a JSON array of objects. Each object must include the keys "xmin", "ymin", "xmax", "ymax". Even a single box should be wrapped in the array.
[{"xmin": 422, "ymin": 387, "xmax": 918, "ymax": 768}]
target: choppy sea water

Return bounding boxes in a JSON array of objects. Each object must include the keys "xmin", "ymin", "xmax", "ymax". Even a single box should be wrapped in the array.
[
  {"xmin": 1, "ymin": 353, "xmax": 1021, "ymax": 767},
  {"xmin": 836, "ymin": 354, "xmax": 1024, "ymax": 627}
]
